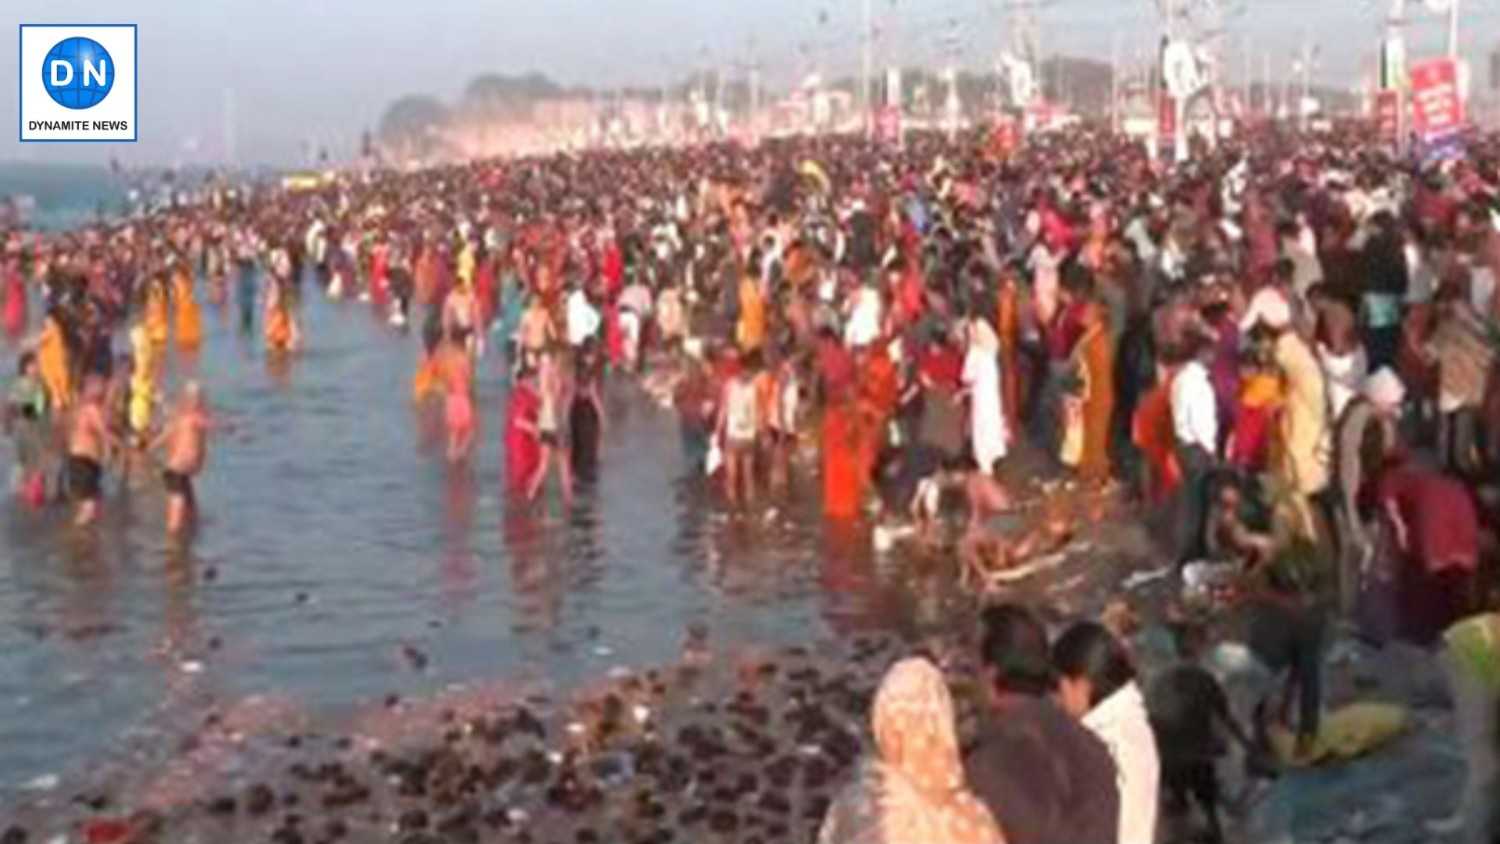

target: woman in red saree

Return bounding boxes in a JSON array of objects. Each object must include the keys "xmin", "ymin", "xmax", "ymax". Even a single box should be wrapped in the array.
[
  {"xmin": 369, "ymin": 237, "xmax": 391, "ymax": 309},
  {"xmin": 474, "ymin": 251, "xmax": 497, "ymax": 327},
  {"xmin": 1, "ymin": 258, "xmax": 25, "ymax": 338},
  {"xmin": 505, "ymin": 373, "xmax": 544, "ymax": 496}
]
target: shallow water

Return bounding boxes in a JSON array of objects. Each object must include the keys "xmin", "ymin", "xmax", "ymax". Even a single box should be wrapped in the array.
[{"xmin": 0, "ymin": 282, "xmax": 941, "ymax": 796}]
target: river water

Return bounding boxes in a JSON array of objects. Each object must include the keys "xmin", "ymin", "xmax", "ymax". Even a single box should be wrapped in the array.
[{"xmin": 0, "ymin": 286, "xmax": 934, "ymax": 797}]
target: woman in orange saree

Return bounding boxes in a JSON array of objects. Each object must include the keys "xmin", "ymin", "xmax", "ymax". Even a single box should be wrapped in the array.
[
  {"xmin": 1076, "ymin": 299, "xmax": 1115, "ymax": 484},
  {"xmin": 995, "ymin": 269, "xmax": 1023, "ymax": 437},
  {"xmin": 36, "ymin": 310, "xmax": 71, "ymax": 411},
  {"xmin": 823, "ymin": 399, "xmax": 872, "ymax": 521},
  {"xmin": 144, "ymin": 278, "xmax": 170, "ymax": 346},
  {"xmin": 173, "ymin": 267, "xmax": 203, "ymax": 350},
  {"xmin": 264, "ymin": 280, "xmax": 295, "ymax": 352},
  {"xmin": 1132, "ymin": 366, "xmax": 1180, "ymax": 505}
]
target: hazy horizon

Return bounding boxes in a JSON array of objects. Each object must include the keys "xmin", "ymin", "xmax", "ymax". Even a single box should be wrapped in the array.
[{"xmin": 2, "ymin": 0, "xmax": 1491, "ymax": 167}]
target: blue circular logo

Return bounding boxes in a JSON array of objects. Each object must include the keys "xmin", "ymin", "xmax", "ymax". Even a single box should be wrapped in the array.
[{"xmin": 41, "ymin": 37, "xmax": 115, "ymax": 110}]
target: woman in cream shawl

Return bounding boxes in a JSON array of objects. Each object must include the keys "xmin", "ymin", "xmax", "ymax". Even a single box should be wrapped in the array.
[{"xmin": 819, "ymin": 657, "xmax": 1006, "ymax": 844}]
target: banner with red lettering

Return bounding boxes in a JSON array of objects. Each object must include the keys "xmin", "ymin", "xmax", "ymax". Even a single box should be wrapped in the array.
[{"xmin": 1410, "ymin": 57, "xmax": 1464, "ymax": 142}]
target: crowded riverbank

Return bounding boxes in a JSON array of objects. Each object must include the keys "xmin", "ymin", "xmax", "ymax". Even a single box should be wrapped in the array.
[{"xmin": 3, "ymin": 123, "xmax": 1500, "ymax": 843}]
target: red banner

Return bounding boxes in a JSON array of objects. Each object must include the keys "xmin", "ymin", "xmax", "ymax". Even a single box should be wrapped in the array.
[
  {"xmin": 1374, "ymin": 90, "xmax": 1400, "ymax": 142},
  {"xmin": 1410, "ymin": 58, "xmax": 1464, "ymax": 142}
]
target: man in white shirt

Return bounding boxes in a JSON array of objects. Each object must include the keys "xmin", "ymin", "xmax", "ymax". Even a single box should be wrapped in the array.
[
  {"xmin": 1171, "ymin": 336, "xmax": 1219, "ymax": 563},
  {"xmin": 565, "ymin": 283, "xmax": 601, "ymax": 348},
  {"xmin": 844, "ymin": 278, "xmax": 882, "ymax": 348}
]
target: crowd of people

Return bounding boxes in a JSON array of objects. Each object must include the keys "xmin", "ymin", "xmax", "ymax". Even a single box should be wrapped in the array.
[{"xmin": 4, "ymin": 120, "xmax": 1500, "ymax": 841}]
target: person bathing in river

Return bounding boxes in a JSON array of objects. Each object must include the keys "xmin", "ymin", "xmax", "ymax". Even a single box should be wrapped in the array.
[
  {"xmin": 173, "ymin": 261, "xmax": 203, "ymax": 351},
  {"xmin": 67, "ymin": 376, "xmax": 117, "ymax": 527},
  {"xmin": 518, "ymin": 294, "xmax": 555, "ymax": 374},
  {"xmin": 719, "ymin": 347, "xmax": 760, "ymax": 506},
  {"xmin": 264, "ymin": 274, "xmax": 299, "ymax": 353},
  {"xmin": 568, "ymin": 341, "xmax": 606, "ymax": 485},
  {"xmin": 504, "ymin": 366, "xmax": 544, "ymax": 497},
  {"xmin": 443, "ymin": 277, "xmax": 480, "ymax": 359},
  {"xmin": 528, "ymin": 350, "xmax": 574, "ymax": 505},
  {"xmin": 436, "ymin": 328, "xmax": 477, "ymax": 464},
  {"xmin": 151, "ymin": 382, "xmax": 227, "ymax": 534},
  {"xmin": 4, "ymin": 352, "xmax": 48, "ymax": 505}
]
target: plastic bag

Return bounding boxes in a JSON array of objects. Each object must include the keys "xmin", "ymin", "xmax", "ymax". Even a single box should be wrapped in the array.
[{"xmin": 704, "ymin": 438, "xmax": 723, "ymax": 476}]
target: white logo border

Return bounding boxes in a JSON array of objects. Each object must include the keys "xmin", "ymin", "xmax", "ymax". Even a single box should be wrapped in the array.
[{"xmin": 18, "ymin": 23, "xmax": 138, "ymax": 144}]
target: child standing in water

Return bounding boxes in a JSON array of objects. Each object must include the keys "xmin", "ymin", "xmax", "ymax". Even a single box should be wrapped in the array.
[{"xmin": 151, "ymin": 382, "xmax": 226, "ymax": 534}]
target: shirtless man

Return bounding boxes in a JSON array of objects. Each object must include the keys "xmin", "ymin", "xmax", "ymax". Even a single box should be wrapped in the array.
[
  {"xmin": 151, "ymin": 382, "xmax": 224, "ymax": 534},
  {"xmin": 528, "ymin": 350, "xmax": 574, "ymax": 505},
  {"xmin": 517, "ymin": 295, "xmax": 555, "ymax": 373},
  {"xmin": 67, "ymin": 376, "xmax": 117, "ymax": 526},
  {"xmin": 443, "ymin": 282, "xmax": 480, "ymax": 358}
]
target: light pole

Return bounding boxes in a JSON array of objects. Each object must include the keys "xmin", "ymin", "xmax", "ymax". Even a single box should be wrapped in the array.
[
  {"xmin": 1111, "ymin": 31, "xmax": 1120, "ymax": 131},
  {"xmin": 862, "ymin": 0, "xmax": 873, "ymax": 131},
  {"xmin": 1163, "ymin": 0, "xmax": 1188, "ymax": 163},
  {"xmin": 1446, "ymin": 0, "xmax": 1460, "ymax": 58},
  {"xmin": 1383, "ymin": 0, "xmax": 1406, "ymax": 150}
]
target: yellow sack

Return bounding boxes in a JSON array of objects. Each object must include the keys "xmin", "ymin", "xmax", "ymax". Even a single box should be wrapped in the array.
[
  {"xmin": 1268, "ymin": 702, "xmax": 1408, "ymax": 768},
  {"xmin": 1445, "ymin": 613, "xmax": 1500, "ymax": 693}
]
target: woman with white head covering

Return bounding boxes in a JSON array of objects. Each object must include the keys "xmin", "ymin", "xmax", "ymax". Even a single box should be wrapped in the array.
[
  {"xmin": 962, "ymin": 317, "xmax": 1008, "ymax": 475},
  {"xmin": 1332, "ymin": 367, "xmax": 1404, "ymax": 620},
  {"xmin": 819, "ymin": 658, "xmax": 1006, "ymax": 844}
]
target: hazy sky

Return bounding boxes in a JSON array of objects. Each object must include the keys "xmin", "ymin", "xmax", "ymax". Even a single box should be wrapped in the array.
[{"xmin": 2, "ymin": 0, "xmax": 1491, "ymax": 166}]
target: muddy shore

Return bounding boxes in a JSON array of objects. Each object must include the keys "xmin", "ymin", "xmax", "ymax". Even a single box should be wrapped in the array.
[{"xmin": 1, "ymin": 457, "xmax": 1468, "ymax": 844}]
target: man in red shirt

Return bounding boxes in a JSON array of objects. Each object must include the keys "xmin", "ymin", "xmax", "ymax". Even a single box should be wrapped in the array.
[{"xmin": 1371, "ymin": 449, "xmax": 1481, "ymax": 644}]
